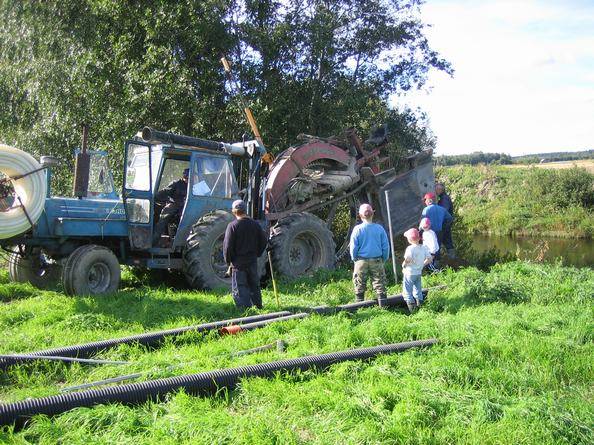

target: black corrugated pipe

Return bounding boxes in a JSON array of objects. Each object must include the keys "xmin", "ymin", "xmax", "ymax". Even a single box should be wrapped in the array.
[
  {"xmin": 0, "ymin": 339, "xmax": 437, "ymax": 428},
  {"xmin": 0, "ymin": 312, "xmax": 291, "ymax": 370},
  {"xmin": 0, "ymin": 289, "xmax": 431, "ymax": 370},
  {"xmin": 310, "ymin": 291, "xmax": 427, "ymax": 315}
]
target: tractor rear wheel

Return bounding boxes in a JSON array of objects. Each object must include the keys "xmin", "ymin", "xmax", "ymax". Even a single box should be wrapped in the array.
[
  {"xmin": 62, "ymin": 245, "xmax": 121, "ymax": 296},
  {"xmin": 269, "ymin": 212, "xmax": 335, "ymax": 278},
  {"xmin": 8, "ymin": 249, "xmax": 61, "ymax": 289}
]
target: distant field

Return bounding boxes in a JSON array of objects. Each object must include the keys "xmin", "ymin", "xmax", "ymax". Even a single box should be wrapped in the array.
[{"xmin": 506, "ymin": 159, "xmax": 594, "ymax": 173}]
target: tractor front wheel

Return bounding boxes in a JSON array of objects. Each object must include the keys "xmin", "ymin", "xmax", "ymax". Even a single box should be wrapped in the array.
[
  {"xmin": 62, "ymin": 245, "xmax": 121, "ymax": 296},
  {"xmin": 269, "ymin": 212, "xmax": 336, "ymax": 278},
  {"xmin": 8, "ymin": 249, "xmax": 61, "ymax": 289}
]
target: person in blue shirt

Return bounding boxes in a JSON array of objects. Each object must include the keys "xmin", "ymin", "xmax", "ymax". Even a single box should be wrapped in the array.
[
  {"xmin": 349, "ymin": 203, "xmax": 390, "ymax": 307},
  {"xmin": 436, "ymin": 182, "xmax": 456, "ymax": 258},
  {"xmin": 421, "ymin": 192, "xmax": 452, "ymax": 247}
]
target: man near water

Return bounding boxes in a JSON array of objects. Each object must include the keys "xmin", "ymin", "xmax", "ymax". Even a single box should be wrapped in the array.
[
  {"xmin": 421, "ymin": 192, "xmax": 452, "ymax": 248},
  {"xmin": 349, "ymin": 203, "xmax": 390, "ymax": 307},
  {"xmin": 223, "ymin": 200, "xmax": 268, "ymax": 309},
  {"xmin": 435, "ymin": 182, "xmax": 456, "ymax": 257}
]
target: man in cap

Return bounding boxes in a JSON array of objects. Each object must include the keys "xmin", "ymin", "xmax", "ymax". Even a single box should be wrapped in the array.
[
  {"xmin": 349, "ymin": 203, "xmax": 390, "ymax": 307},
  {"xmin": 435, "ymin": 182, "xmax": 456, "ymax": 257},
  {"xmin": 153, "ymin": 167, "xmax": 190, "ymax": 245},
  {"xmin": 223, "ymin": 199, "xmax": 268, "ymax": 309},
  {"xmin": 421, "ymin": 192, "xmax": 452, "ymax": 249}
]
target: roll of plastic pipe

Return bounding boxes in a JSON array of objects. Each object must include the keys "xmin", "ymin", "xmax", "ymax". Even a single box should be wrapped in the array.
[
  {"xmin": 0, "ymin": 339, "xmax": 438, "ymax": 428},
  {"xmin": 0, "ymin": 144, "xmax": 47, "ymax": 239}
]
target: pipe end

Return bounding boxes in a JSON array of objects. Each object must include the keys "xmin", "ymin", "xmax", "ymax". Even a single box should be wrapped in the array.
[{"xmin": 220, "ymin": 325, "xmax": 242, "ymax": 335}]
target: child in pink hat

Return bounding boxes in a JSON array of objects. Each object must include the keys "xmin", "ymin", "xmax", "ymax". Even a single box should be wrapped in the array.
[
  {"xmin": 402, "ymin": 228, "xmax": 433, "ymax": 313},
  {"xmin": 419, "ymin": 217, "xmax": 440, "ymax": 272}
]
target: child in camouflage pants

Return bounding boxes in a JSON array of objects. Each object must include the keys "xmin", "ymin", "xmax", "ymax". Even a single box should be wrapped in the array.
[{"xmin": 349, "ymin": 204, "xmax": 390, "ymax": 306}]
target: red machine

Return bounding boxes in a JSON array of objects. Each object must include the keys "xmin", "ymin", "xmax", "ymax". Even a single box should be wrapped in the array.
[{"xmin": 263, "ymin": 128, "xmax": 435, "ymax": 278}]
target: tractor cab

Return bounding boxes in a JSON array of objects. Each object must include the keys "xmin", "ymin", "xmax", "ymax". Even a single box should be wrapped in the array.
[{"xmin": 123, "ymin": 138, "xmax": 241, "ymax": 252}]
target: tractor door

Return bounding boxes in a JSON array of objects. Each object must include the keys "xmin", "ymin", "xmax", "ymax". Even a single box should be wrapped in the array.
[
  {"xmin": 172, "ymin": 152, "xmax": 239, "ymax": 248},
  {"xmin": 123, "ymin": 141, "xmax": 161, "ymax": 250}
]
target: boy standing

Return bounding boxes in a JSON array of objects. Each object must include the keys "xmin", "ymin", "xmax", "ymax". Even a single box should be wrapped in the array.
[
  {"xmin": 419, "ymin": 217, "xmax": 440, "ymax": 271},
  {"xmin": 349, "ymin": 204, "xmax": 390, "ymax": 307},
  {"xmin": 402, "ymin": 228, "xmax": 433, "ymax": 313}
]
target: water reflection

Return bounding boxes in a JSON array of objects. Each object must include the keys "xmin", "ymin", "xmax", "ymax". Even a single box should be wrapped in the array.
[{"xmin": 471, "ymin": 234, "xmax": 593, "ymax": 268}]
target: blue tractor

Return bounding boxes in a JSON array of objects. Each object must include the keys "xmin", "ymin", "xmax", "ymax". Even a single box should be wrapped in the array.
[
  {"xmin": 1, "ymin": 127, "xmax": 267, "ymax": 295},
  {"xmin": 1, "ymin": 124, "xmax": 436, "ymax": 296}
]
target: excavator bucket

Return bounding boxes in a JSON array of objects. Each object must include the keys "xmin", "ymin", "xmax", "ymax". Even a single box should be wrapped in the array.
[{"xmin": 378, "ymin": 153, "xmax": 435, "ymax": 236}]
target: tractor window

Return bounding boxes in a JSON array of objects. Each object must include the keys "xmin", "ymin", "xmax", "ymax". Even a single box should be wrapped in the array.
[
  {"xmin": 125, "ymin": 144, "xmax": 161, "ymax": 191},
  {"xmin": 87, "ymin": 151, "xmax": 116, "ymax": 198},
  {"xmin": 192, "ymin": 156, "xmax": 237, "ymax": 198},
  {"xmin": 157, "ymin": 159, "xmax": 189, "ymax": 193}
]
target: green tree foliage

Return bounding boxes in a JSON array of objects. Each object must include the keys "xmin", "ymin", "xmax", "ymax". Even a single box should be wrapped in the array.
[
  {"xmin": 513, "ymin": 149, "xmax": 594, "ymax": 164},
  {"xmin": 436, "ymin": 150, "xmax": 594, "ymax": 167},
  {"xmin": 0, "ymin": 0, "xmax": 451, "ymax": 192},
  {"xmin": 435, "ymin": 152, "xmax": 513, "ymax": 166}
]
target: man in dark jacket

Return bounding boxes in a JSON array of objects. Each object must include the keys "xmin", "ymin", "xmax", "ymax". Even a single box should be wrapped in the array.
[
  {"xmin": 153, "ymin": 168, "xmax": 189, "ymax": 245},
  {"xmin": 435, "ymin": 182, "xmax": 456, "ymax": 257},
  {"xmin": 223, "ymin": 200, "xmax": 268, "ymax": 309}
]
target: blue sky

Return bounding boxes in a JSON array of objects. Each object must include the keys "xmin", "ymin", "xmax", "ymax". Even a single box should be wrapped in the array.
[{"xmin": 398, "ymin": 0, "xmax": 594, "ymax": 156}]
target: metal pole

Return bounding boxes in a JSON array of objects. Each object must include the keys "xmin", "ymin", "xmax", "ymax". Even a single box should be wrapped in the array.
[
  {"xmin": 0, "ymin": 353, "xmax": 130, "ymax": 366},
  {"xmin": 384, "ymin": 190, "xmax": 398, "ymax": 285},
  {"xmin": 230, "ymin": 339, "xmax": 286, "ymax": 357},
  {"xmin": 267, "ymin": 250, "xmax": 280, "ymax": 308}
]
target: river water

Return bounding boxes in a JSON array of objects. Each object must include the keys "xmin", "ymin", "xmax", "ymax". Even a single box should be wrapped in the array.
[{"xmin": 471, "ymin": 234, "xmax": 593, "ymax": 268}]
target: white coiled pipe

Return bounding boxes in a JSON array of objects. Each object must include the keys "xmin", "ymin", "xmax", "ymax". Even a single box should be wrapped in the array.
[{"xmin": 0, "ymin": 144, "xmax": 47, "ymax": 239}]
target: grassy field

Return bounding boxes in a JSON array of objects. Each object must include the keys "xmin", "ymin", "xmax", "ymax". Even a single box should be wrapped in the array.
[
  {"xmin": 436, "ymin": 164, "xmax": 594, "ymax": 238},
  {"xmin": 506, "ymin": 160, "xmax": 594, "ymax": 173},
  {"xmin": 0, "ymin": 263, "xmax": 592, "ymax": 444}
]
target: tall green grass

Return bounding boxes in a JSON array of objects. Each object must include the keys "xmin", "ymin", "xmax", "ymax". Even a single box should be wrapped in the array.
[
  {"xmin": 0, "ymin": 262, "xmax": 592, "ymax": 444},
  {"xmin": 437, "ymin": 165, "xmax": 594, "ymax": 238}
]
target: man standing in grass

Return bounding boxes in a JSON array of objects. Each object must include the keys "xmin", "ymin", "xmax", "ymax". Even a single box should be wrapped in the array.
[
  {"xmin": 421, "ymin": 192, "xmax": 452, "ymax": 249},
  {"xmin": 435, "ymin": 182, "xmax": 456, "ymax": 258},
  {"xmin": 223, "ymin": 200, "xmax": 268, "ymax": 309},
  {"xmin": 349, "ymin": 204, "xmax": 390, "ymax": 307}
]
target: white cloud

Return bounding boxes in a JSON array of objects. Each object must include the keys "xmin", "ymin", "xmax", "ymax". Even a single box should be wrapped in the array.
[{"xmin": 397, "ymin": 0, "xmax": 594, "ymax": 155}]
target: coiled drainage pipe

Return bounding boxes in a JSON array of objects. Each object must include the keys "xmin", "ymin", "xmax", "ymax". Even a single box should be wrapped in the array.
[
  {"xmin": 0, "ymin": 311, "xmax": 291, "ymax": 370},
  {"xmin": 0, "ymin": 291, "xmax": 429, "ymax": 369},
  {"xmin": 0, "ymin": 339, "xmax": 437, "ymax": 428}
]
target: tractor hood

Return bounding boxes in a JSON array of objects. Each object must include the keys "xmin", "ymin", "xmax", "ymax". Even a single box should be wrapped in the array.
[{"xmin": 33, "ymin": 197, "xmax": 128, "ymax": 238}]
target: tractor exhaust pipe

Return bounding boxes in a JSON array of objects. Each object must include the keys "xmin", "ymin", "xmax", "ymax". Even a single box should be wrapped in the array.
[{"xmin": 72, "ymin": 123, "xmax": 91, "ymax": 198}]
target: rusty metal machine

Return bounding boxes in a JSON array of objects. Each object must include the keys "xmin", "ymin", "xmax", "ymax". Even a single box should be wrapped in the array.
[{"xmin": 263, "ymin": 127, "xmax": 435, "ymax": 278}]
